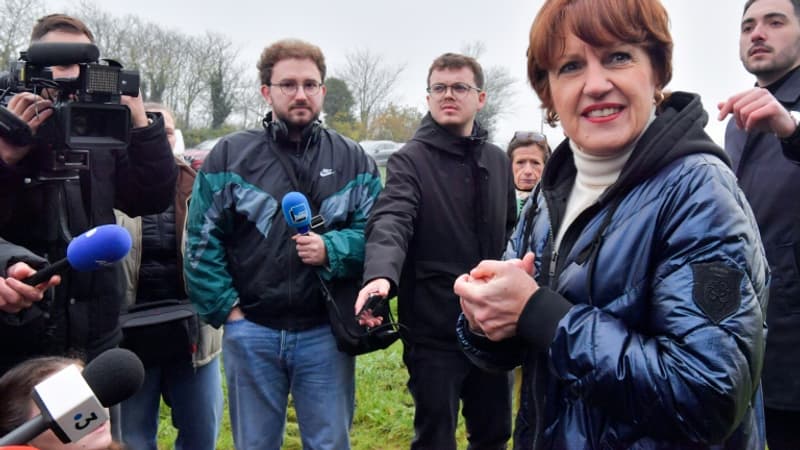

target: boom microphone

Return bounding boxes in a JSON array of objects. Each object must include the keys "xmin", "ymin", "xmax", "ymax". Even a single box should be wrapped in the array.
[
  {"xmin": 25, "ymin": 43, "xmax": 99, "ymax": 67},
  {"xmin": 24, "ymin": 224, "xmax": 132, "ymax": 286},
  {"xmin": 281, "ymin": 191, "xmax": 312, "ymax": 234},
  {"xmin": 0, "ymin": 348, "xmax": 144, "ymax": 445}
]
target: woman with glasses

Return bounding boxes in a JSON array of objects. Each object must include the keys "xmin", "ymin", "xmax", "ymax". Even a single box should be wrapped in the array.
[
  {"xmin": 507, "ymin": 131, "xmax": 550, "ymax": 215},
  {"xmin": 455, "ymin": 0, "xmax": 767, "ymax": 448}
]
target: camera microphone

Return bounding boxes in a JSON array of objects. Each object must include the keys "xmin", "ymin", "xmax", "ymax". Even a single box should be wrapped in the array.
[
  {"xmin": 25, "ymin": 43, "xmax": 99, "ymax": 67},
  {"xmin": 23, "ymin": 224, "xmax": 132, "ymax": 286}
]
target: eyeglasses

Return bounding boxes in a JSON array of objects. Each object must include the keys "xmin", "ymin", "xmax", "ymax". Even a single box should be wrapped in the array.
[
  {"xmin": 426, "ymin": 82, "xmax": 482, "ymax": 98},
  {"xmin": 511, "ymin": 131, "xmax": 547, "ymax": 144},
  {"xmin": 269, "ymin": 80, "xmax": 323, "ymax": 96}
]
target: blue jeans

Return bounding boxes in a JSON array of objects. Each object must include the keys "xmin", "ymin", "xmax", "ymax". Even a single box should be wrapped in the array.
[
  {"xmin": 119, "ymin": 356, "xmax": 223, "ymax": 450},
  {"xmin": 223, "ymin": 319, "xmax": 355, "ymax": 450}
]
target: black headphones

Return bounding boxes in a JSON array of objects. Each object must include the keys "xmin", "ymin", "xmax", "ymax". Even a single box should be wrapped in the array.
[{"xmin": 262, "ymin": 111, "xmax": 321, "ymax": 145}]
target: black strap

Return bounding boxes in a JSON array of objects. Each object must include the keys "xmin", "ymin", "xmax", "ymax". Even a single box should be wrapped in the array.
[
  {"xmin": 519, "ymin": 184, "xmax": 541, "ymax": 257},
  {"xmin": 268, "ymin": 135, "xmax": 326, "ymax": 230}
]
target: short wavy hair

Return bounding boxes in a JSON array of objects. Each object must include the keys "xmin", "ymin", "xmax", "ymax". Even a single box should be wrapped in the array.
[
  {"xmin": 527, "ymin": 0, "xmax": 672, "ymax": 125},
  {"xmin": 257, "ymin": 39, "xmax": 326, "ymax": 86}
]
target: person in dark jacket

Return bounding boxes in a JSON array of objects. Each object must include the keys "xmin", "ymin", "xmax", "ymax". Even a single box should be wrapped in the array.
[
  {"xmin": 184, "ymin": 39, "xmax": 381, "ymax": 450},
  {"xmin": 455, "ymin": 1, "xmax": 769, "ymax": 449},
  {"xmin": 117, "ymin": 103, "xmax": 223, "ymax": 450},
  {"xmin": 0, "ymin": 14, "xmax": 176, "ymax": 375},
  {"xmin": 355, "ymin": 53, "xmax": 517, "ymax": 450},
  {"xmin": 717, "ymin": 1, "xmax": 800, "ymax": 448}
]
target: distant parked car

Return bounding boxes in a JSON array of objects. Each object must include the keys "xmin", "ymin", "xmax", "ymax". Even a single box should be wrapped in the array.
[
  {"xmin": 360, "ymin": 140, "xmax": 402, "ymax": 166},
  {"xmin": 183, "ymin": 137, "xmax": 221, "ymax": 171}
]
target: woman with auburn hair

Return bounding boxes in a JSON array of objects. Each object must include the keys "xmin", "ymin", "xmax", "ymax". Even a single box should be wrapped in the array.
[
  {"xmin": 455, "ymin": 0, "xmax": 767, "ymax": 448},
  {"xmin": 0, "ymin": 356, "xmax": 125, "ymax": 450}
]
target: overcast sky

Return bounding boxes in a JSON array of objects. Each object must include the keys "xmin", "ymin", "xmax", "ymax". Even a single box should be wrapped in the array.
[{"xmin": 46, "ymin": 0, "xmax": 754, "ymax": 147}]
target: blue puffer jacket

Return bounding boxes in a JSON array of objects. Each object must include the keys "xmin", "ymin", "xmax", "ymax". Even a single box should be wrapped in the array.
[{"xmin": 458, "ymin": 92, "xmax": 768, "ymax": 449}]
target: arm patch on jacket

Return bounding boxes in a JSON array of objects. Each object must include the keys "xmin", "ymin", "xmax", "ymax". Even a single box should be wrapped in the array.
[{"xmin": 691, "ymin": 262, "xmax": 743, "ymax": 324}]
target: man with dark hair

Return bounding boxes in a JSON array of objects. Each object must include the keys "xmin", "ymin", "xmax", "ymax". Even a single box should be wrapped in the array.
[
  {"xmin": 719, "ymin": 0, "xmax": 800, "ymax": 448},
  {"xmin": 355, "ymin": 52, "xmax": 516, "ymax": 450},
  {"xmin": 0, "ymin": 12, "xmax": 176, "ymax": 375},
  {"xmin": 184, "ymin": 38, "xmax": 381, "ymax": 449}
]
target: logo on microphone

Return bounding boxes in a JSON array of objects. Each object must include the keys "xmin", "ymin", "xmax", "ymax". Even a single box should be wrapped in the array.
[
  {"xmin": 73, "ymin": 411, "xmax": 99, "ymax": 430},
  {"xmin": 288, "ymin": 204, "xmax": 308, "ymax": 224}
]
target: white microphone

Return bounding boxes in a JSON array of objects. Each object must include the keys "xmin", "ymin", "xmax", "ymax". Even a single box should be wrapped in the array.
[
  {"xmin": 33, "ymin": 364, "xmax": 108, "ymax": 443},
  {"xmin": 0, "ymin": 348, "xmax": 144, "ymax": 445}
]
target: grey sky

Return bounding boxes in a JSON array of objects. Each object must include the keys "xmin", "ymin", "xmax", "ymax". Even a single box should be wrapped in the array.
[{"xmin": 47, "ymin": 0, "xmax": 754, "ymax": 147}]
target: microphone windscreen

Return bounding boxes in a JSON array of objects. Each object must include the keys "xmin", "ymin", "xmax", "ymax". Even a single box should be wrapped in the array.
[
  {"xmin": 82, "ymin": 348, "xmax": 144, "ymax": 407},
  {"xmin": 67, "ymin": 224, "xmax": 132, "ymax": 271},
  {"xmin": 25, "ymin": 43, "xmax": 99, "ymax": 67},
  {"xmin": 281, "ymin": 191, "xmax": 311, "ymax": 233}
]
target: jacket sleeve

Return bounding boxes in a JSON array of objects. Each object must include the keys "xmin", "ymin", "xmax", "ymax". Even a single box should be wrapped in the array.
[
  {"xmin": 361, "ymin": 150, "xmax": 420, "ymax": 291},
  {"xmin": 319, "ymin": 156, "xmax": 383, "ymax": 281},
  {"xmin": 114, "ymin": 112, "xmax": 178, "ymax": 217},
  {"xmin": 518, "ymin": 161, "xmax": 768, "ymax": 443},
  {"xmin": 183, "ymin": 156, "xmax": 240, "ymax": 329},
  {"xmin": 0, "ymin": 237, "xmax": 49, "ymax": 326},
  {"xmin": 0, "ymin": 154, "xmax": 35, "ymax": 227},
  {"xmin": 456, "ymin": 313, "xmax": 526, "ymax": 372}
]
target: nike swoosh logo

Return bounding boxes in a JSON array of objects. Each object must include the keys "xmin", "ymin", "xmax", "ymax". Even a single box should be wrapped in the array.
[{"xmin": 320, "ymin": 169, "xmax": 335, "ymax": 177}]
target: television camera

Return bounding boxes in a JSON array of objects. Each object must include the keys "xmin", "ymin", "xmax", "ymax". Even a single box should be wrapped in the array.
[{"xmin": 0, "ymin": 42, "xmax": 140, "ymax": 176}]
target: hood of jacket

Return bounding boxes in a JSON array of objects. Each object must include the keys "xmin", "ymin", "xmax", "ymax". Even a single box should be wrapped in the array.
[{"xmin": 409, "ymin": 112, "xmax": 490, "ymax": 158}]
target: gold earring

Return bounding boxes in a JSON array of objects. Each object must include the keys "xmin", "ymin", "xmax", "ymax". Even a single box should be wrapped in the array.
[{"xmin": 654, "ymin": 90, "xmax": 665, "ymax": 106}]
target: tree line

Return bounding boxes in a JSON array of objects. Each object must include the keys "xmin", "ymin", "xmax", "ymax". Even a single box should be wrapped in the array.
[{"xmin": 0, "ymin": 0, "xmax": 516, "ymax": 146}]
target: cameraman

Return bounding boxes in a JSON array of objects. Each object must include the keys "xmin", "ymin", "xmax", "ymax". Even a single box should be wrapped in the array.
[{"xmin": 0, "ymin": 14, "xmax": 177, "ymax": 375}]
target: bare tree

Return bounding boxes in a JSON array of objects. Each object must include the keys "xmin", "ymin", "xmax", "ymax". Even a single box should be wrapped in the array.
[
  {"xmin": 0, "ymin": 0, "xmax": 44, "ymax": 67},
  {"xmin": 461, "ymin": 41, "xmax": 516, "ymax": 138},
  {"xmin": 202, "ymin": 33, "xmax": 242, "ymax": 128},
  {"xmin": 339, "ymin": 49, "xmax": 405, "ymax": 136},
  {"xmin": 72, "ymin": 0, "xmax": 125, "ymax": 57},
  {"xmin": 232, "ymin": 75, "xmax": 268, "ymax": 129},
  {"xmin": 476, "ymin": 66, "xmax": 516, "ymax": 137},
  {"xmin": 27, "ymin": 1, "xmax": 260, "ymax": 131}
]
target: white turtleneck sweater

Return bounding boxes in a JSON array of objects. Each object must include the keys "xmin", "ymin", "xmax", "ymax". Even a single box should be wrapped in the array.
[{"xmin": 553, "ymin": 110, "xmax": 656, "ymax": 250}]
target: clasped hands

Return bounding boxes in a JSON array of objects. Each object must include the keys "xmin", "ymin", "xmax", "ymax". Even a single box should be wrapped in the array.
[{"xmin": 454, "ymin": 252, "xmax": 539, "ymax": 341}]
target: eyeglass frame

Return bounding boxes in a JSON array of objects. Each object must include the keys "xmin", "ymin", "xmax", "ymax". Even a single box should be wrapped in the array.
[
  {"xmin": 426, "ymin": 82, "xmax": 482, "ymax": 98},
  {"xmin": 507, "ymin": 131, "xmax": 551, "ymax": 161},
  {"xmin": 268, "ymin": 80, "xmax": 324, "ymax": 97},
  {"xmin": 510, "ymin": 131, "xmax": 547, "ymax": 145}
]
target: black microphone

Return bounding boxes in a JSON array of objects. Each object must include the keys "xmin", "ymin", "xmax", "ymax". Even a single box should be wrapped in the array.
[
  {"xmin": 25, "ymin": 43, "xmax": 99, "ymax": 67},
  {"xmin": 0, "ymin": 348, "xmax": 144, "ymax": 445},
  {"xmin": 24, "ymin": 224, "xmax": 132, "ymax": 286}
]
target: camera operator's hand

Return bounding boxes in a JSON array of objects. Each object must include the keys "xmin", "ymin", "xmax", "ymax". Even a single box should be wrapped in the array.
[
  {"xmin": 121, "ymin": 91, "xmax": 149, "ymax": 129},
  {"xmin": 0, "ymin": 262, "xmax": 60, "ymax": 314},
  {"xmin": 0, "ymin": 93, "xmax": 54, "ymax": 166}
]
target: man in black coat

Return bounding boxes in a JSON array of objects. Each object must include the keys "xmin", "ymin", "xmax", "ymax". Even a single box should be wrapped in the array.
[
  {"xmin": 718, "ymin": 1, "xmax": 800, "ymax": 448},
  {"xmin": 0, "ymin": 14, "xmax": 176, "ymax": 375},
  {"xmin": 355, "ymin": 53, "xmax": 517, "ymax": 450}
]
